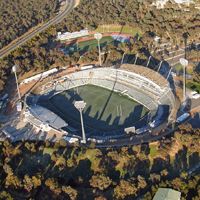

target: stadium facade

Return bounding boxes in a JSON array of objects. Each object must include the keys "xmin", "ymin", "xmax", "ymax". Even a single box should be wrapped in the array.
[{"xmin": 24, "ymin": 64, "xmax": 178, "ymax": 145}]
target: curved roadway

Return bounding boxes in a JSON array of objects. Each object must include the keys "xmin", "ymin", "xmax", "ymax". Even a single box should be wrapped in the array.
[{"xmin": 0, "ymin": 0, "xmax": 76, "ymax": 59}]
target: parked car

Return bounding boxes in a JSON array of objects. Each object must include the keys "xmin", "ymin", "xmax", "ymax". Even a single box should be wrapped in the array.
[
  {"xmin": 62, "ymin": 135, "xmax": 79, "ymax": 143},
  {"xmin": 176, "ymin": 113, "xmax": 190, "ymax": 124}
]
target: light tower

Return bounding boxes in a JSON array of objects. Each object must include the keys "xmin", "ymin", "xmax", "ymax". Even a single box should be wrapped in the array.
[
  {"xmin": 179, "ymin": 58, "xmax": 188, "ymax": 102},
  {"xmin": 74, "ymin": 101, "xmax": 87, "ymax": 143},
  {"xmin": 12, "ymin": 65, "xmax": 21, "ymax": 101},
  {"xmin": 94, "ymin": 33, "xmax": 103, "ymax": 66}
]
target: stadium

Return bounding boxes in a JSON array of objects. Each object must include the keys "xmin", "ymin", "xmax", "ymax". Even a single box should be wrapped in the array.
[{"xmin": 24, "ymin": 64, "xmax": 177, "ymax": 144}]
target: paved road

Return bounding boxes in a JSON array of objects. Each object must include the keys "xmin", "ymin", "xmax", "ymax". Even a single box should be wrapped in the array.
[{"xmin": 0, "ymin": 0, "xmax": 76, "ymax": 59}]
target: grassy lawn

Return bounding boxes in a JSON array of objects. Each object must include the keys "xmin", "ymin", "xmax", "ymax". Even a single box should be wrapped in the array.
[
  {"xmin": 63, "ymin": 36, "xmax": 115, "ymax": 54},
  {"xmin": 76, "ymin": 149, "xmax": 103, "ymax": 172},
  {"xmin": 174, "ymin": 63, "xmax": 193, "ymax": 74},
  {"xmin": 149, "ymin": 143, "xmax": 159, "ymax": 158},
  {"xmin": 78, "ymin": 36, "xmax": 114, "ymax": 51},
  {"xmin": 186, "ymin": 81, "xmax": 200, "ymax": 93},
  {"xmin": 174, "ymin": 63, "xmax": 183, "ymax": 72},
  {"xmin": 95, "ymin": 24, "xmax": 142, "ymax": 36},
  {"xmin": 49, "ymin": 84, "xmax": 149, "ymax": 132},
  {"xmin": 43, "ymin": 147, "xmax": 56, "ymax": 155}
]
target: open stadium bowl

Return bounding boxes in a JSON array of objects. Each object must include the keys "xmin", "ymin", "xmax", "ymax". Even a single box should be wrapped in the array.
[{"xmin": 25, "ymin": 64, "xmax": 177, "ymax": 145}]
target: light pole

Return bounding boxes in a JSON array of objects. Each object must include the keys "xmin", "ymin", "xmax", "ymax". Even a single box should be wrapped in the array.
[
  {"xmin": 12, "ymin": 65, "xmax": 21, "ymax": 101},
  {"xmin": 134, "ymin": 53, "xmax": 138, "ymax": 65},
  {"xmin": 166, "ymin": 67, "xmax": 172, "ymax": 80},
  {"xmin": 94, "ymin": 33, "xmax": 103, "ymax": 66},
  {"xmin": 180, "ymin": 58, "xmax": 188, "ymax": 102},
  {"xmin": 121, "ymin": 52, "xmax": 126, "ymax": 65},
  {"xmin": 74, "ymin": 101, "xmax": 87, "ymax": 143},
  {"xmin": 157, "ymin": 60, "xmax": 163, "ymax": 72},
  {"xmin": 146, "ymin": 56, "xmax": 152, "ymax": 67}
]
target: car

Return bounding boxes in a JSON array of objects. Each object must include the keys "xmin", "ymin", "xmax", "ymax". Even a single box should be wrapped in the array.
[
  {"xmin": 1, "ymin": 130, "xmax": 14, "ymax": 140},
  {"xmin": 135, "ymin": 126, "xmax": 149, "ymax": 134},
  {"xmin": 191, "ymin": 91, "xmax": 197, "ymax": 95},
  {"xmin": 192, "ymin": 93, "xmax": 200, "ymax": 99},
  {"xmin": 176, "ymin": 113, "xmax": 190, "ymax": 124},
  {"xmin": 62, "ymin": 135, "xmax": 79, "ymax": 143}
]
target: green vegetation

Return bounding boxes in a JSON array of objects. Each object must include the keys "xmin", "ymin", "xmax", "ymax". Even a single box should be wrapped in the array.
[
  {"xmin": 149, "ymin": 143, "xmax": 159, "ymax": 157},
  {"xmin": 174, "ymin": 63, "xmax": 183, "ymax": 72},
  {"xmin": 48, "ymin": 84, "xmax": 149, "ymax": 131},
  {"xmin": 0, "ymin": 124, "xmax": 199, "ymax": 199},
  {"xmin": 43, "ymin": 147, "xmax": 56, "ymax": 155},
  {"xmin": 0, "ymin": 0, "xmax": 200, "ymax": 91},
  {"xmin": 78, "ymin": 36, "xmax": 113, "ymax": 51},
  {"xmin": 0, "ymin": 0, "xmax": 59, "ymax": 48},
  {"xmin": 186, "ymin": 81, "xmax": 200, "ymax": 93},
  {"xmin": 63, "ymin": 36, "xmax": 115, "ymax": 54},
  {"xmin": 95, "ymin": 24, "xmax": 142, "ymax": 36},
  {"xmin": 185, "ymin": 63, "xmax": 200, "ymax": 92},
  {"xmin": 0, "ymin": 0, "xmax": 199, "ymax": 199}
]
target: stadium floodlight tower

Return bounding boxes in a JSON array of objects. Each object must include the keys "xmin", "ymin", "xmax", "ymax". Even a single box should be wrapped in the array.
[
  {"xmin": 74, "ymin": 101, "xmax": 87, "ymax": 144},
  {"xmin": 12, "ymin": 65, "xmax": 21, "ymax": 101},
  {"xmin": 94, "ymin": 33, "xmax": 103, "ymax": 66},
  {"xmin": 180, "ymin": 58, "xmax": 188, "ymax": 102}
]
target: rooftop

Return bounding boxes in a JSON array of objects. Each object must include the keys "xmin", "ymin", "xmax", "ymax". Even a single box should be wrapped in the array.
[{"xmin": 153, "ymin": 188, "xmax": 181, "ymax": 200}]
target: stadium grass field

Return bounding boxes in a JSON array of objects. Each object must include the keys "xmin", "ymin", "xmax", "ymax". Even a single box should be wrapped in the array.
[
  {"xmin": 62, "ymin": 36, "xmax": 115, "ymax": 54},
  {"xmin": 95, "ymin": 24, "xmax": 142, "ymax": 36},
  {"xmin": 49, "ymin": 84, "xmax": 149, "ymax": 132}
]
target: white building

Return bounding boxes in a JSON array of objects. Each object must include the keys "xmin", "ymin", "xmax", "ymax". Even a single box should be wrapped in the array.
[
  {"xmin": 57, "ymin": 29, "xmax": 89, "ymax": 41},
  {"xmin": 154, "ymin": 0, "xmax": 193, "ymax": 8}
]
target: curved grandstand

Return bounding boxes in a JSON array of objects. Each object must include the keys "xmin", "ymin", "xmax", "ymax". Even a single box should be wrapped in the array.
[{"xmin": 25, "ymin": 64, "xmax": 177, "ymax": 142}]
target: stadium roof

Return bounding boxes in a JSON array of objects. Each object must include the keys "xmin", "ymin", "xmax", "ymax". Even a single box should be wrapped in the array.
[
  {"xmin": 29, "ymin": 105, "xmax": 68, "ymax": 130},
  {"xmin": 153, "ymin": 188, "xmax": 181, "ymax": 200},
  {"xmin": 120, "ymin": 64, "xmax": 169, "ymax": 88}
]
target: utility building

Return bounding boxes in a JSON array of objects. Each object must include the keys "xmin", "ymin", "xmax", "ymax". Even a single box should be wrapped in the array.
[{"xmin": 153, "ymin": 188, "xmax": 181, "ymax": 200}]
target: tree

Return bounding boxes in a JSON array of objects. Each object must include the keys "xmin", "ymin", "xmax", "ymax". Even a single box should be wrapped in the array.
[
  {"xmin": 114, "ymin": 180, "xmax": 137, "ymax": 199},
  {"xmin": 5, "ymin": 174, "xmax": 22, "ymax": 189},
  {"xmin": 137, "ymin": 175, "xmax": 147, "ymax": 189},
  {"xmin": 0, "ymin": 191, "xmax": 13, "ymax": 200},
  {"xmin": 62, "ymin": 186, "xmax": 78, "ymax": 200},
  {"xmin": 90, "ymin": 174, "xmax": 112, "ymax": 190},
  {"xmin": 45, "ymin": 178, "xmax": 62, "ymax": 195}
]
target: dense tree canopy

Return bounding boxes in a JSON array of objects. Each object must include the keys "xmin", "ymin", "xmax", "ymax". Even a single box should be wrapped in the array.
[
  {"xmin": 0, "ymin": 124, "xmax": 199, "ymax": 199},
  {"xmin": 0, "ymin": 0, "xmax": 59, "ymax": 48},
  {"xmin": 0, "ymin": 0, "xmax": 199, "ymax": 92}
]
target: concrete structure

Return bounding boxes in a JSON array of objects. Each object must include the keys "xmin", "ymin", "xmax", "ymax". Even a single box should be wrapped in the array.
[
  {"xmin": 154, "ymin": 0, "xmax": 193, "ymax": 8},
  {"xmin": 20, "ymin": 68, "xmax": 58, "ymax": 85},
  {"xmin": 153, "ymin": 188, "xmax": 181, "ymax": 200},
  {"xmin": 57, "ymin": 29, "xmax": 89, "ymax": 41},
  {"xmin": 26, "ymin": 65, "xmax": 177, "ymax": 141},
  {"xmin": 24, "ymin": 104, "xmax": 68, "ymax": 131}
]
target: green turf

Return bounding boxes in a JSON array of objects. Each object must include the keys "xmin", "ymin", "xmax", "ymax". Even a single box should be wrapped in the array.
[
  {"xmin": 174, "ymin": 63, "xmax": 183, "ymax": 72},
  {"xmin": 50, "ymin": 84, "xmax": 149, "ymax": 131},
  {"xmin": 95, "ymin": 25, "xmax": 142, "ymax": 36},
  {"xmin": 63, "ymin": 36, "xmax": 115, "ymax": 54},
  {"xmin": 78, "ymin": 36, "xmax": 114, "ymax": 51},
  {"xmin": 186, "ymin": 81, "xmax": 200, "ymax": 93}
]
